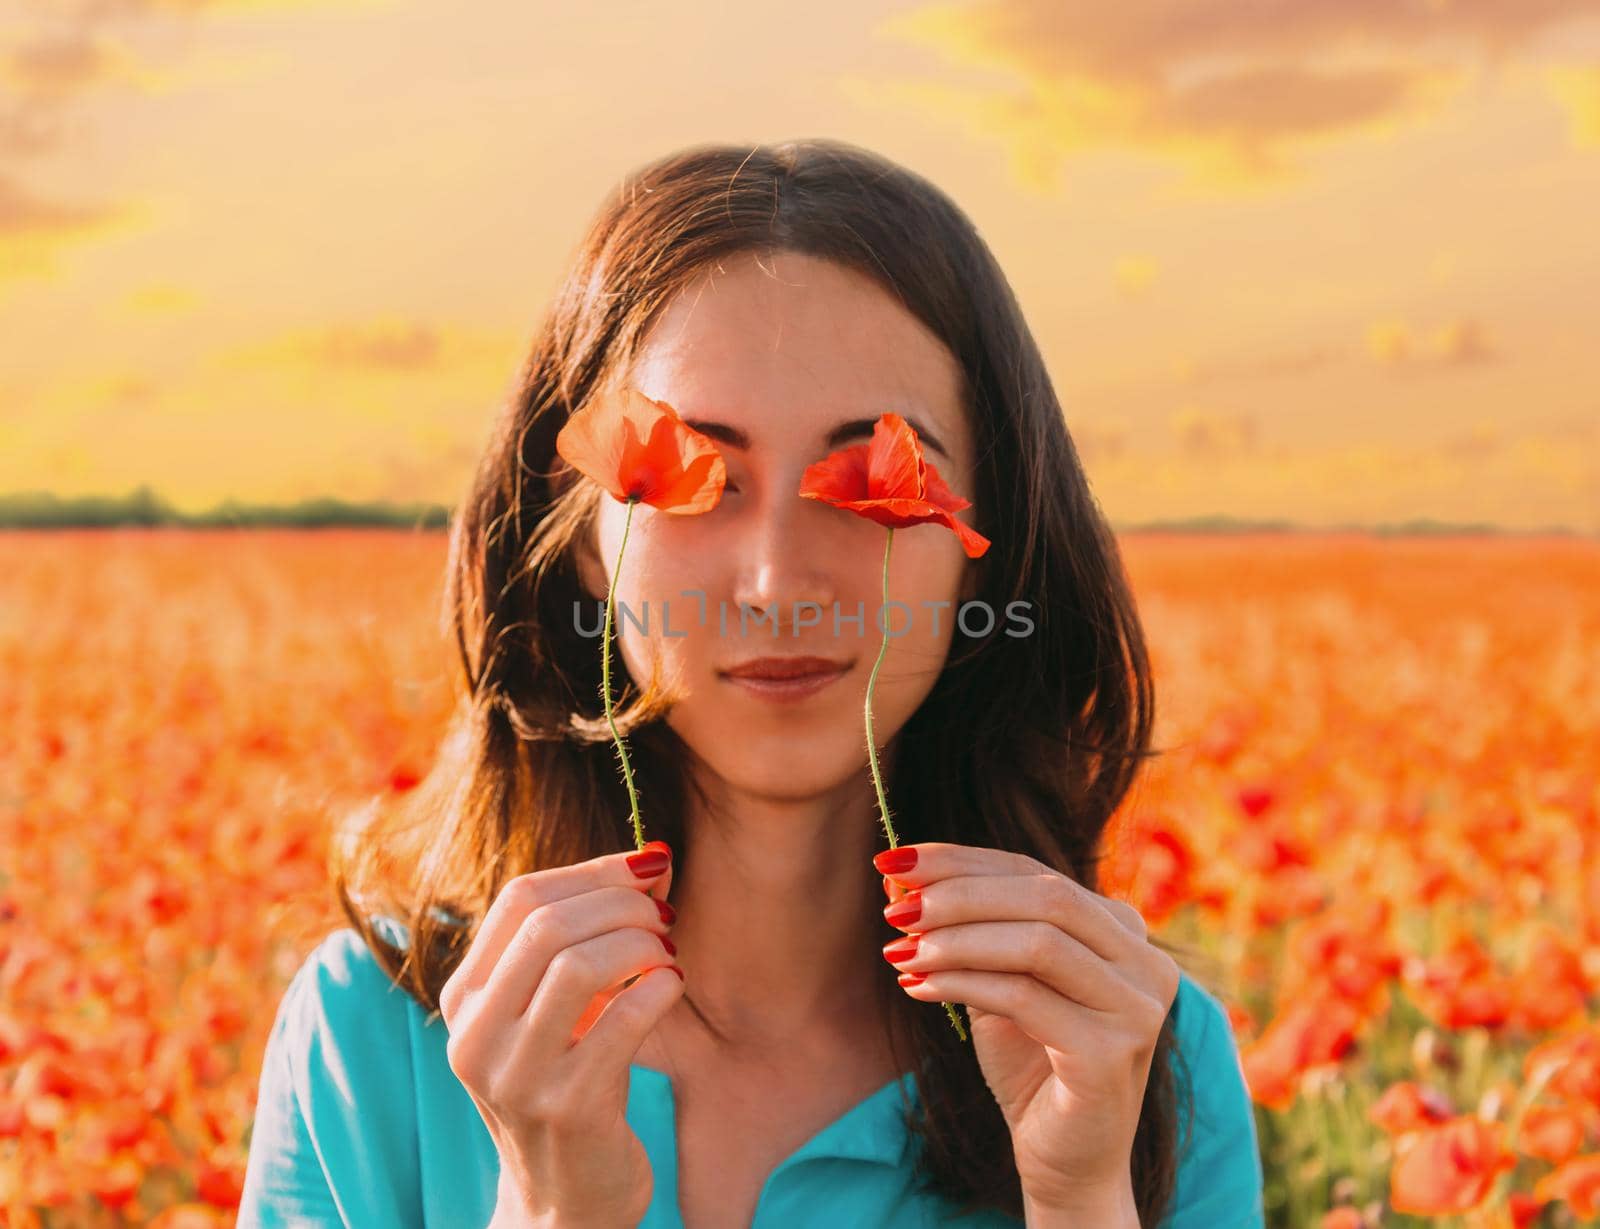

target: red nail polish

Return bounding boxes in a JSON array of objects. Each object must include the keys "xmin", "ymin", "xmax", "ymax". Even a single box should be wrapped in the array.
[
  {"xmin": 883, "ymin": 891, "xmax": 922, "ymax": 929},
  {"xmin": 897, "ymin": 972, "xmax": 927, "ymax": 987},
  {"xmin": 627, "ymin": 848, "xmax": 670, "ymax": 878},
  {"xmin": 882, "ymin": 935, "xmax": 920, "ymax": 964},
  {"xmin": 667, "ymin": 965, "xmax": 685, "ymax": 981},
  {"xmin": 659, "ymin": 934, "xmax": 677, "ymax": 957},
  {"xmin": 874, "ymin": 847, "xmax": 917, "ymax": 875},
  {"xmin": 655, "ymin": 899, "xmax": 676, "ymax": 925}
]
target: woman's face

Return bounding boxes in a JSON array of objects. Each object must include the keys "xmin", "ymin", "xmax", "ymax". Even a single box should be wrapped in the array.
[{"xmin": 580, "ymin": 249, "xmax": 980, "ymax": 803}]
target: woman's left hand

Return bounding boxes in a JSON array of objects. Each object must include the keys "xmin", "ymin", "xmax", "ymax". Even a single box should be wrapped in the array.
[{"xmin": 875, "ymin": 841, "xmax": 1181, "ymax": 1221}]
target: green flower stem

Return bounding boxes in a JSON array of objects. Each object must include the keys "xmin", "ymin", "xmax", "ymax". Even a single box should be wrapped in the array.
[
  {"xmin": 867, "ymin": 527, "xmax": 968, "ymax": 1045},
  {"xmin": 603, "ymin": 497, "xmax": 645, "ymax": 851}
]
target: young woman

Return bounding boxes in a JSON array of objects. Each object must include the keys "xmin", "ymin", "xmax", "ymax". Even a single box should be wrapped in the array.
[{"xmin": 237, "ymin": 139, "xmax": 1264, "ymax": 1228}]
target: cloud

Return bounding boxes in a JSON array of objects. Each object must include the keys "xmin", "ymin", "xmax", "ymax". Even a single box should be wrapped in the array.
[
  {"xmin": 1365, "ymin": 315, "xmax": 1497, "ymax": 370},
  {"xmin": 0, "ymin": 170, "xmax": 152, "ymax": 302},
  {"xmin": 3, "ymin": 312, "xmax": 514, "ymax": 505},
  {"xmin": 1087, "ymin": 420, "xmax": 1600, "ymax": 532},
  {"xmin": 1170, "ymin": 406, "xmax": 1260, "ymax": 458},
  {"xmin": 0, "ymin": 170, "xmax": 136, "ymax": 295},
  {"xmin": 867, "ymin": 0, "xmax": 1600, "ymax": 190},
  {"xmin": 1114, "ymin": 254, "xmax": 1158, "ymax": 296},
  {"xmin": 118, "ymin": 282, "xmax": 202, "ymax": 315},
  {"xmin": 0, "ymin": 0, "xmax": 385, "ymax": 285},
  {"xmin": 310, "ymin": 321, "xmax": 443, "ymax": 371},
  {"xmin": 369, "ymin": 432, "xmax": 482, "ymax": 504},
  {"xmin": 1173, "ymin": 342, "xmax": 1344, "ymax": 386},
  {"xmin": 1432, "ymin": 318, "xmax": 1494, "ymax": 366},
  {"xmin": 0, "ymin": 172, "xmax": 117, "ymax": 238},
  {"xmin": 1441, "ymin": 420, "xmax": 1503, "ymax": 461},
  {"xmin": 0, "ymin": 32, "xmax": 133, "ymax": 95},
  {"xmin": 1543, "ymin": 64, "xmax": 1600, "ymax": 147},
  {"xmin": 224, "ymin": 318, "xmax": 513, "ymax": 375},
  {"xmin": 1070, "ymin": 414, "xmax": 1132, "ymax": 462}
]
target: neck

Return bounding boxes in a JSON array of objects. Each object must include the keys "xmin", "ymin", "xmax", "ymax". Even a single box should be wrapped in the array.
[{"xmin": 664, "ymin": 751, "xmax": 897, "ymax": 1057}]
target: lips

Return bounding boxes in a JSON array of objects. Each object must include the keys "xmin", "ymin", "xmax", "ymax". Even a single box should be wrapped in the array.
[{"xmin": 719, "ymin": 655, "xmax": 852, "ymax": 681}]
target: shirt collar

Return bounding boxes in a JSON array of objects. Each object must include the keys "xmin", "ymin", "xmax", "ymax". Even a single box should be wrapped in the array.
[{"xmin": 629, "ymin": 1064, "xmax": 921, "ymax": 1168}]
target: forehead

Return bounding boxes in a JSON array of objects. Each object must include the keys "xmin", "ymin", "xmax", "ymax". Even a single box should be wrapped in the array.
[{"xmin": 623, "ymin": 250, "xmax": 968, "ymax": 454}]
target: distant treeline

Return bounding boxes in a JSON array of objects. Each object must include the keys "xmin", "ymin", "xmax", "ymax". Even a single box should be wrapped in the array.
[
  {"xmin": 0, "ymin": 486, "xmax": 451, "ymax": 530},
  {"xmin": 0, "ymin": 487, "xmax": 1590, "ymax": 537}
]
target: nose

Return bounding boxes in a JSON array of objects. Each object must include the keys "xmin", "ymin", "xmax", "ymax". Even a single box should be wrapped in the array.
[{"xmin": 730, "ymin": 489, "xmax": 836, "ymax": 633}]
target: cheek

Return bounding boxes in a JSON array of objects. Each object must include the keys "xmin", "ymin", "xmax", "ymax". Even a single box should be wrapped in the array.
[
  {"xmin": 887, "ymin": 538, "xmax": 968, "ymax": 621},
  {"xmin": 605, "ymin": 519, "xmax": 724, "ymax": 682},
  {"xmin": 602, "ymin": 510, "xmax": 721, "ymax": 602}
]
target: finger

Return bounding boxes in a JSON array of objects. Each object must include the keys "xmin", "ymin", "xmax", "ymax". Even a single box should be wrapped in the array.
[
  {"xmin": 884, "ymin": 919, "xmax": 1129, "ymax": 1013},
  {"xmin": 571, "ymin": 963, "xmax": 686, "ymax": 1076},
  {"xmin": 872, "ymin": 841, "xmax": 1042, "ymax": 889},
  {"xmin": 1099, "ymin": 896, "xmax": 1150, "ymax": 940},
  {"xmin": 882, "ymin": 872, "xmax": 1142, "ymax": 965},
  {"xmin": 446, "ymin": 842, "xmax": 673, "ymax": 1005},
  {"xmin": 508, "ymin": 921, "xmax": 678, "ymax": 1059},
  {"xmin": 478, "ymin": 884, "xmax": 671, "ymax": 1023},
  {"xmin": 894, "ymin": 968, "xmax": 1083, "ymax": 1053}
]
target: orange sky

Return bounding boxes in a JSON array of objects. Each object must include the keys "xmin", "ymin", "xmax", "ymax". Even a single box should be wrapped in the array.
[{"xmin": 2, "ymin": 0, "xmax": 1597, "ymax": 531}]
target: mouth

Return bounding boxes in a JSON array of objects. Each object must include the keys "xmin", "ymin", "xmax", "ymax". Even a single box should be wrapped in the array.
[{"xmin": 717, "ymin": 655, "xmax": 854, "ymax": 704}]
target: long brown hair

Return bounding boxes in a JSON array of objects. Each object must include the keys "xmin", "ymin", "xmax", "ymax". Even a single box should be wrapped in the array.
[{"xmin": 330, "ymin": 138, "xmax": 1198, "ymax": 1225}]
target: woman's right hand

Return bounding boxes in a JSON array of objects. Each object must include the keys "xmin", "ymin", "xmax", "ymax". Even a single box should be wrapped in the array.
[{"xmin": 439, "ymin": 841, "xmax": 682, "ymax": 1229}]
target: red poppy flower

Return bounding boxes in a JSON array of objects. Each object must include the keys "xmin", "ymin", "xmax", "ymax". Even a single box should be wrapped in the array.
[
  {"xmin": 801, "ymin": 409, "xmax": 986, "ymax": 1047},
  {"xmin": 1388, "ymin": 1115, "xmax": 1514, "ymax": 1214},
  {"xmin": 555, "ymin": 384, "xmax": 726, "ymax": 514},
  {"xmin": 798, "ymin": 412, "xmax": 989, "ymax": 557}
]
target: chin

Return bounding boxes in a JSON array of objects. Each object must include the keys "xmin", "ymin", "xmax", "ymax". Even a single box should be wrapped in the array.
[{"xmin": 692, "ymin": 739, "xmax": 868, "ymax": 803}]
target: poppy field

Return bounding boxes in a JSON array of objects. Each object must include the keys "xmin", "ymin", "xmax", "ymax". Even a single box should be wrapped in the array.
[{"xmin": 1, "ymin": 528, "xmax": 1597, "ymax": 1227}]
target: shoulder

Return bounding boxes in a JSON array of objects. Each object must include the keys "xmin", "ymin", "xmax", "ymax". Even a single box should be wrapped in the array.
[
  {"xmin": 274, "ymin": 919, "xmax": 426, "ymax": 1096},
  {"xmin": 1160, "ymin": 970, "xmax": 1266, "ymax": 1229},
  {"xmin": 269, "ymin": 923, "xmax": 422, "ymax": 1065},
  {"xmin": 290, "ymin": 920, "xmax": 418, "ymax": 1016},
  {"xmin": 238, "ymin": 923, "xmax": 426, "ymax": 1227}
]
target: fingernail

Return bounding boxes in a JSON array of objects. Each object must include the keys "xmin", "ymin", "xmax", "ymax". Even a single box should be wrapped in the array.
[
  {"xmin": 883, "ymin": 891, "xmax": 921, "ymax": 929},
  {"xmin": 659, "ymin": 935, "xmax": 677, "ymax": 957},
  {"xmin": 627, "ymin": 848, "xmax": 670, "ymax": 878},
  {"xmin": 655, "ymin": 898, "xmax": 676, "ymax": 925},
  {"xmin": 874, "ymin": 847, "xmax": 917, "ymax": 875},
  {"xmin": 882, "ymin": 935, "xmax": 920, "ymax": 964},
  {"xmin": 668, "ymin": 965, "xmax": 685, "ymax": 981},
  {"xmin": 897, "ymin": 972, "xmax": 927, "ymax": 987}
]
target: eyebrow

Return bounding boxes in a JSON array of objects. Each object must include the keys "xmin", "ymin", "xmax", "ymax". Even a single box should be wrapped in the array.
[{"xmin": 681, "ymin": 415, "xmax": 951, "ymax": 460}]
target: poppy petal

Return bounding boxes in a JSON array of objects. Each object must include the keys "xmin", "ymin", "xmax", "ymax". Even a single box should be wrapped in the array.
[
  {"xmin": 556, "ymin": 385, "xmax": 726, "ymax": 513},
  {"xmin": 799, "ymin": 444, "xmax": 872, "ymax": 505},
  {"xmin": 937, "ymin": 510, "xmax": 991, "ymax": 558},
  {"xmin": 653, "ymin": 446, "xmax": 727, "ymax": 515},
  {"xmin": 920, "ymin": 460, "xmax": 973, "ymax": 515},
  {"xmin": 796, "ymin": 410, "xmax": 991, "ymax": 557},
  {"xmin": 826, "ymin": 497, "xmax": 943, "ymax": 529},
  {"xmin": 866, "ymin": 413, "xmax": 925, "ymax": 501},
  {"xmin": 555, "ymin": 402, "xmax": 629, "ymax": 502}
]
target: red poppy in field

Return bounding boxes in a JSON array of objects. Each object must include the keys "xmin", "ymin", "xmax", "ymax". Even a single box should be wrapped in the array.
[
  {"xmin": 1389, "ymin": 1115, "xmax": 1514, "ymax": 1214},
  {"xmin": 1518, "ymin": 1103, "xmax": 1592, "ymax": 1165},
  {"xmin": 1534, "ymin": 1154, "xmax": 1600, "ymax": 1219},
  {"xmin": 1238, "ymin": 996, "xmax": 1363, "ymax": 1111},
  {"xmin": 798, "ymin": 412, "xmax": 989, "ymax": 558},
  {"xmin": 555, "ymin": 384, "xmax": 726, "ymax": 513},
  {"xmin": 1368, "ymin": 1080, "xmax": 1455, "ymax": 1135}
]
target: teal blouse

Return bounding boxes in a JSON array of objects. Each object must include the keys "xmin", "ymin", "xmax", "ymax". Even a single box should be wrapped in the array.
[{"xmin": 238, "ymin": 920, "xmax": 1264, "ymax": 1227}]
